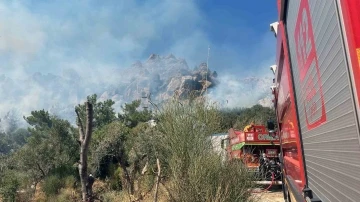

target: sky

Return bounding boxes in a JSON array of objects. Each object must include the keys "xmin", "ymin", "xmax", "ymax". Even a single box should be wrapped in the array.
[{"xmin": 0, "ymin": 0, "xmax": 278, "ymax": 78}]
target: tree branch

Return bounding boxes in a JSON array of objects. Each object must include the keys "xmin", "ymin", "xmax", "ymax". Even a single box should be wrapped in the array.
[
  {"xmin": 36, "ymin": 162, "xmax": 46, "ymax": 178},
  {"xmin": 75, "ymin": 108, "xmax": 85, "ymax": 142},
  {"xmin": 83, "ymin": 102, "xmax": 93, "ymax": 149}
]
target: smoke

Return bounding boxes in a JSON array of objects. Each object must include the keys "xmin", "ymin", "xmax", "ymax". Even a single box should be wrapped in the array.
[
  {"xmin": 208, "ymin": 74, "xmax": 273, "ymax": 109},
  {"xmin": 208, "ymin": 56, "xmax": 275, "ymax": 109},
  {"xmin": 0, "ymin": 0, "xmax": 276, "ymax": 122},
  {"xmin": 0, "ymin": 110, "xmax": 20, "ymax": 134}
]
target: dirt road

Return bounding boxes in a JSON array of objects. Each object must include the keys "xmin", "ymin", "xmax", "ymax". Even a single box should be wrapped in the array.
[{"xmin": 251, "ymin": 186, "xmax": 284, "ymax": 202}]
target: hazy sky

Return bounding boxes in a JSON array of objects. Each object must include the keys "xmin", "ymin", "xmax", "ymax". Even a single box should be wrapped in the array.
[{"xmin": 0, "ymin": 0, "xmax": 277, "ymax": 78}]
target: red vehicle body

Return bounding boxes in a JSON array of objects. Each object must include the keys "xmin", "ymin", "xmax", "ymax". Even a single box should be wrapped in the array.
[
  {"xmin": 271, "ymin": 0, "xmax": 360, "ymax": 201},
  {"xmin": 224, "ymin": 125, "xmax": 282, "ymax": 183}
]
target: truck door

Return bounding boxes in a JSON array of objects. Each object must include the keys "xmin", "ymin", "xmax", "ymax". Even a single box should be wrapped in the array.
[{"xmin": 284, "ymin": 0, "xmax": 360, "ymax": 201}]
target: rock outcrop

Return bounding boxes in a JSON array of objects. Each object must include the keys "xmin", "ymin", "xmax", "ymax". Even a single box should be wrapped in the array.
[
  {"xmin": 0, "ymin": 54, "xmax": 273, "ymax": 124},
  {"xmin": 110, "ymin": 54, "xmax": 218, "ymax": 104}
]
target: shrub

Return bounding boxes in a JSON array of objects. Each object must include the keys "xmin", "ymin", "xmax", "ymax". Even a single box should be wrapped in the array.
[
  {"xmin": 42, "ymin": 175, "xmax": 63, "ymax": 196},
  {"xmin": 53, "ymin": 188, "xmax": 80, "ymax": 202},
  {"xmin": 99, "ymin": 191, "xmax": 127, "ymax": 202},
  {"xmin": 64, "ymin": 175, "xmax": 77, "ymax": 189},
  {"xmin": 153, "ymin": 99, "xmax": 257, "ymax": 202},
  {"xmin": 0, "ymin": 170, "xmax": 20, "ymax": 202}
]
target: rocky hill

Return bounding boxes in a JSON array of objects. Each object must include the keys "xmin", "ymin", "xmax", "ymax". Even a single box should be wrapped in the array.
[
  {"xmin": 101, "ymin": 54, "xmax": 218, "ymax": 105},
  {"xmin": 0, "ymin": 54, "xmax": 272, "ymax": 124}
]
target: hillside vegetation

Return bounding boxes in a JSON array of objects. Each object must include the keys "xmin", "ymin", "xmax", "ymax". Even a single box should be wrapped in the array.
[
  {"xmin": 219, "ymin": 104, "xmax": 276, "ymax": 132},
  {"xmin": 0, "ymin": 94, "xmax": 274, "ymax": 202}
]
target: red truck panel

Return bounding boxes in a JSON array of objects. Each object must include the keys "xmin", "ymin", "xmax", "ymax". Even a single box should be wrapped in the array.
[
  {"xmin": 340, "ymin": 0, "xmax": 360, "ymax": 118},
  {"xmin": 276, "ymin": 22, "xmax": 306, "ymax": 196},
  {"xmin": 281, "ymin": 0, "xmax": 360, "ymax": 201}
]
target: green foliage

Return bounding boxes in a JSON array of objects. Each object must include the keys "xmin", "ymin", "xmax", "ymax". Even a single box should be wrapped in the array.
[
  {"xmin": 219, "ymin": 107, "xmax": 245, "ymax": 131},
  {"xmin": 0, "ymin": 170, "xmax": 20, "ymax": 202},
  {"xmin": 0, "ymin": 132, "xmax": 12, "ymax": 154},
  {"xmin": 100, "ymin": 191, "xmax": 127, "ymax": 202},
  {"xmin": 150, "ymin": 99, "xmax": 256, "ymax": 202},
  {"xmin": 42, "ymin": 175, "xmax": 64, "ymax": 196},
  {"xmin": 90, "ymin": 122, "xmax": 130, "ymax": 178},
  {"xmin": 10, "ymin": 128, "xmax": 30, "ymax": 148},
  {"xmin": 76, "ymin": 94, "xmax": 116, "ymax": 129},
  {"xmin": 218, "ymin": 104, "xmax": 276, "ymax": 132},
  {"xmin": 108, "ymin": 167, "xmax": 123, "ymax": 191},
  {"xmin": 13, "ymin": 110, "xmax": 78, "ymax": 189},
  {"xmin": 42, "ymin": 175, "xmax": 79, "ymax": 201},
  {"xmin": 0, "ymin": 113, "xmax": 30, "ymax": 155},
  {"xmin": 64, "ymin": 175, "xmax": 77, "ymax": 189},
  {"xmin": 0, "ymin": 94, "xmax": 275, "ymax": 201},
  {"xmin": 24, "ymin": 110, "xmax": 53, "ymax": 130},
  {"xmin": 233, "ymin": 104, "xmax": 276, "ymax": 130},
  {"xmin": 118, "ymin": 100, "xmax": 152, "ymax": 128}
]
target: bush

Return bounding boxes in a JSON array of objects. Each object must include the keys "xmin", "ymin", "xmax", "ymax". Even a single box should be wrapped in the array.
[
  {"xmin": 99, "ymin": 190, "xmax": 127, "ymax": 202},
  {"xmin": 49, "ymin": 188, "xmax": 80, "ymax": 202},
  {"xmin": 152, "ymin": 99, "xmax": 257, "ymax": 202},
  {"xmin": 42, "ymin": 175, "xmax": 63, "ymax": 196},
  {"xmin": 64, "ymin": 175, "xmax": 77, "ymax": 189},
  {"xmin": 0, "ymin": 170, "xmax": 20, "ymax": 202},
  {"xmin": 233, "ymin": 104, "xmax": 276, "ymax": 130},
  {"xmin": 92, "ymin": 180, "xmax": 108, "ymax": 197}
]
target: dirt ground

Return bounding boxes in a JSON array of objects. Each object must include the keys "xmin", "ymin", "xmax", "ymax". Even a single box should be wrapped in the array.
[{"xmin": 251, "ymin": 186, "xmax": 285, "ymax": 202}]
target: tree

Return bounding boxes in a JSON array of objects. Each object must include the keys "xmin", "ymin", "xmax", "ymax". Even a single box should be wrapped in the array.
[
  {"xmin": 118, "ymin": 100, "xmax": 152, "ymax": 128},
  {"xmin": 233, "ymin": 104, "xmax": 276, "ymax": 130},
  {"xmin": 219, "ymin": 107, "xmax": 245, "ymax": 131},
  {"xmin": 75, "ymin": 102, "xmax": 94, "ymax": 202},
  {"xmin": 91, "ymin": 122, "xmax": 133, "ymax": 194},
  {"xmin": 0, "ymin": 132, "xmax": 11, "ymax": 154},
  {"xmin": 0, "ymin": 110, "xmax": 20, "ymax": 134},
  {"xmin": 0, "ymin": 170, "xmax": 20, "ymax": 202},
  {"xmin": 0, "ymin": 110, "xmax": 28, "ymax": 155},
  {"xmin": 9, "ymin": 128, "xmax": 30, "ymax": 149},
  {"xmin": 14, "ymin": 110, "xmax": 78, "ymax": 196},
  {"xmin": 76, "ymin": 94, "xmax": 116, "ymax": 130}
]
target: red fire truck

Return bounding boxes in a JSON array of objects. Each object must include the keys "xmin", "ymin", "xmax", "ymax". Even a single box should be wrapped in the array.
[
  {"xmin": 223, "ymin": 125, "xmax": 282, "ymax": 184},
  {"xmin": 270, "ymin": 0, "xmax": 360, "ymax": 201}
]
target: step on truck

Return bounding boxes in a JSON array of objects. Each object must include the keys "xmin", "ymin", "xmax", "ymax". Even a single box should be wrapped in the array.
[{"xmin": 270, "ymin": 0, "xmax": 360, "ymax": 201}]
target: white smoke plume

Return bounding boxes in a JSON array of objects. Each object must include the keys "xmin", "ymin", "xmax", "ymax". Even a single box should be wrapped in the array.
[
  {"xmin": 0, "ymin": 0, "xmax": 276, "ymax": 124},
  {"xmin": 208, "ymin": 74, "xmax": 273, "ymax": 109}
]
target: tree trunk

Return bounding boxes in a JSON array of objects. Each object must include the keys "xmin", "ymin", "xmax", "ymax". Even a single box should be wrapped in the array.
[
  {"xmin": 120, "ymin": 164, "xmax": 134, "ymax": 195},
  {"xmin": 79, "ymin": 148, "xmax": 88, "ymax": 201},
  {"xmin": 76, "ymin": 102, "xmax": 93, "ymax": 202}
]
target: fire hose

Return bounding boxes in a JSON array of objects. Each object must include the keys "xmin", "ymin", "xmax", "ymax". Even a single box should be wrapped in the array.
[{"xmin": 250, "ymin": 171, "xmax": 275, "ymax": 193}]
